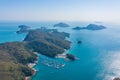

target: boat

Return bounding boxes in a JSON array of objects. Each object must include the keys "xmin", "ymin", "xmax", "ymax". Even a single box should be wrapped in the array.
[{"xmin": 41, "ymin": 59, "xmax": 65, "ymax": 69}]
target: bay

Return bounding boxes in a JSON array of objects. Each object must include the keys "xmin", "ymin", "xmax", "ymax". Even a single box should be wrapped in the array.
[{"xmin": 0, "ymin": 22, "xmax": 120, "ymax": 80}]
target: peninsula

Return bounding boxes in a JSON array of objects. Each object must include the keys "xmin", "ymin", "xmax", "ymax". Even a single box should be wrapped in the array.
[{"xmin": 24, "ymin": 28, "xmax": 71, "ymax": 58}]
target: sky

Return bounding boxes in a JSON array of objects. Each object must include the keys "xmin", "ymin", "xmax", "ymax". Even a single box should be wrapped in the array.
[{"xmin": 0, "ymin": 0, "xmax": 120, "ymax": 23}]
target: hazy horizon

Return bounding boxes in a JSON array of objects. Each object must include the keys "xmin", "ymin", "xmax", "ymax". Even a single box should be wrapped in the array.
[{"xmin": 0, "ymin": 0, "xmax": 120, "ymax": 23}]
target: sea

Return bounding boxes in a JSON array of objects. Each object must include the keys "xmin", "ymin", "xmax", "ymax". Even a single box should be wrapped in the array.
[{"xmin": 0, "ymin": 21, "xmax": 120, "ymax": 80}]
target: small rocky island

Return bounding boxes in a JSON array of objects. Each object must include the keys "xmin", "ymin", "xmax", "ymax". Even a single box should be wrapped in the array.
[
  {"xmin": 113, "ymin": 77, "xmax": 120, "ymax": 80},
  {"xmin": 77, "ymin": 40, "xmax": 82, "ymax": 44},
  {"xmin": 0, "ymin": 27, "xmax": 76, "ymax": 80},
  {"xmin": 54, "ymin": 22, "xmax": 70, "ymax": 27},
  {"xmin": 66, "ymin": 54, "xmax": 77, "ymax": 61},
  {"xmin": 72, "ymin": 24, "xmax": 106, "ymax": 30},
  {"xmin": 16, "ymin": 25, "xmax": 30, "ymax": 34}
]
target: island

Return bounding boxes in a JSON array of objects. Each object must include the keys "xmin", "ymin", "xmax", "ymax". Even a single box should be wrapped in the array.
[
  {"xmin": 86, "ymin": 24, "xmax": 106, "ymax": 30},
  {"xmin": 77, "ymin": 40, "xmax": 82, "ymax": 44},
  {"xmin": 113, "ymin": 77, "xmax": 120, "ymax": 80},
  {"xmin": 72, "ymin": 26, "xmax": 86, "ymax": 30},
  {"xmin": 72, "ymin": 24, "xmax": 106, "ymax": 30},
  {"xmin": 16, "ymin": 25, "xmax": 30, "ymax": 34},
  {"xmin": 0, "ymin": 27, "xmax": 75, "ymax": 80},
  {"xmin": 66, "ymin": 54, "xmax": 77, "ymax": 61},
  {"xmin": 54, "ymin": 22, "xmax": 70, "ymax": 27}
]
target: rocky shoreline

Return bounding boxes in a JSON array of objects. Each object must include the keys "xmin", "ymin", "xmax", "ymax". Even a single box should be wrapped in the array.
[
  {"xmin": 25, "ymin": 52, "xmax": 39, "ymax": 80},
  {"xmin": 56, "ymin": 50, "xmax": 77, "ymax": 61},
  {"xmin": 25, "ymin": 63, "xmax": 37, "ymax": 80}
]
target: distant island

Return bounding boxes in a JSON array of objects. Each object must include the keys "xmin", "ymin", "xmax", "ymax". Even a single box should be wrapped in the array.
[
  {"xmin": 72, "ymin": 26, "xmax": 86, "ymax": 30},
  {"xmin": 0, "ymin": 27, "xmax": 76, "ymax": 80},
  {"xmin": 54, "ymin": 22, "xmax": 70, "ymax": 27},
  {"xmin": 72, "ymin": 24, "xmax": 106, "ymax": 30},
  {"xmin": 86, "ymin": 24, "xmax": 106, "ymax": 30},
  {"xmin": 16, "ymin": 25, "xmax": 30, "ymax": 34}
]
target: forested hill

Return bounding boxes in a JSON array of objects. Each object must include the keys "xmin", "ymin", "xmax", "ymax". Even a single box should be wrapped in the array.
[
  {"xmin": 24, "ymin": 29, "xmax": 71, "ymax": 57},
  {"xmin": 0, "ymin": 42, "xmax": 37, "ymax": 80}
]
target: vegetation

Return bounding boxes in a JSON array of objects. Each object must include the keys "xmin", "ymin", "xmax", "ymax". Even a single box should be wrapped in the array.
[
  {"xmin": 0, "ymin": 42, "xmax": 36, "ymax": 80},
  {"xmin": 0, "ymin": 42, "xmax": 37, "ymax": 64},
  {"xmin": 24, "ymin": 29, "xmax": 71, "ymax": 57},
  {"xmin": 0, "ymin": 28, "xmax": 71, "ymax": 80}
]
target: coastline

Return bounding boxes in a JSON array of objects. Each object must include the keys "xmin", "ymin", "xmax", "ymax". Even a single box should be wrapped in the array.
[
  {"xmin": 56, "ymin": 50, "xmax": 79, "ymax": 61},
  {"xmin": 25, "ymin": 52, "xmax": 39, "ymax": 80},
  {"xmin": 25, "ymin": 63, "xmax": 37, "ymax": 80},
  {"xmin": 56, "ymin": 49, "xmax": 67, "ymax": 59}
]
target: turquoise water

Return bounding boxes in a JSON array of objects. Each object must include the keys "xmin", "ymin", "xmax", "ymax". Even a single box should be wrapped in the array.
[{"xmin": 0, "ymin": 22, "xmax": 120, "ymax": 80}]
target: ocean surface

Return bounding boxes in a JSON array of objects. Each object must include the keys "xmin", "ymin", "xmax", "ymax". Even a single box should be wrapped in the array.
[{"xmin": 0, "ymin": 21, "xmax": 120, "ymax": 80}]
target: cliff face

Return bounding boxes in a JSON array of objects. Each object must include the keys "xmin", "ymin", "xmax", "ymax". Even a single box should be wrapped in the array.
[{"xmin": 0, "ymin": 28, "xmax": 71, "ymax": 80}]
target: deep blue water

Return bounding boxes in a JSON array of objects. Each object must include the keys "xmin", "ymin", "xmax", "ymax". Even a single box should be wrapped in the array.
[{"xmin": 0, "ymin": 22, "xmax": 120, "ymax": 80}]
